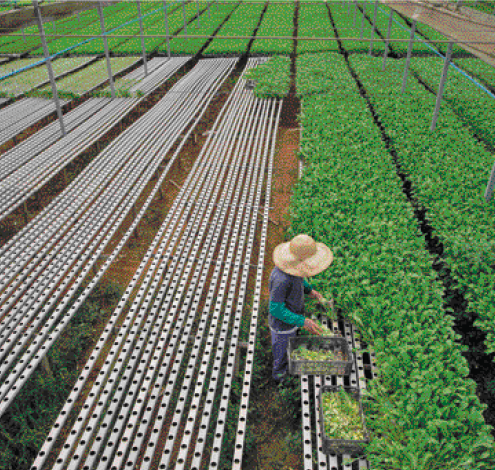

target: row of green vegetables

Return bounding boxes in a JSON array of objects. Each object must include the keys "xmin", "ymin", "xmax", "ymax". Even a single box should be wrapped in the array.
[
  {"xmin": 31, "ymin": 1, "xmax": 161, "ymax": 56},
  {"xmin": 466, "ymin": 0, "xmax": 495, "ymax": 14},
  {"xmin": 0, "ymin": 56, "xmax": 94, "ymax": 97},
  {"xmin": 330, "ymin": 1, "xmax": 385, "ymax": 54},
  {"xmin": 25, "ymin": 56, "xmax": 139, "ymax": 99},
  {"xmin": 291, "ymin": 52, "xmax": 495, "ymax": 470},
  {"xmin": 250, "ymin": 1, "xmax": 294, "ymax": 55},
  {"xmin": 346, "ymin": 3, "xmax": 495, "ymax": 90},
  {"xmin": 164, "ymin": 2, "xmax": 238, "ymax": 55},
  {"xmin": 348, "ymin": 54, "xmax": 495, "ymax": 358},
  {"xmin": 408, "ymin": 57, "xmax": 495, "ymax": 150},
  {"xmin": 297, "ymin": 2, "xmax": 337, "ymax": 54},
  {"xmin": 108, "ymin": 1, "xmax": 196, "ymax": 55},
  {"xmin": 0, "ymin": 2, "xmax": 126, "ymax": 55},
  {"xmin": 203, "ymin": 2, "xmax": 264, "ymax": 55}
]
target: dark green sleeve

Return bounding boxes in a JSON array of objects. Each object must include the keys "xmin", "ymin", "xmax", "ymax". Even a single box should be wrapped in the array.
[
  {"xmin": 303, "ymin": 279, "xmax": 313, "ymax": 295},
  {"xmin": 269, "ymin": 302, "xmax": 306, "ymax": 327}
]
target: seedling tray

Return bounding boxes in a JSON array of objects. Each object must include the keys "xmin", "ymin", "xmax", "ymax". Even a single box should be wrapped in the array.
[
  {"xmin": 319, "ymin": 385, "xmax": 370, "ymax": 455},
  {"xmin": 287, "ymin": 336, "xmax": 352, "ymax": 376}
]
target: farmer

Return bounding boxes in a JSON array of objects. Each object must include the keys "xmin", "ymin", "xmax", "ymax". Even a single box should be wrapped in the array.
[{"xmin": 269, "ymin": 234, "xmax": 334, "ymax": 383}]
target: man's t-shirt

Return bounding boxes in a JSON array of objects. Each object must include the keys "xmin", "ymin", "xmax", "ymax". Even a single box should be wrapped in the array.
[{"xmin": 269, "ymin": 266, "xmax": 312, "ymax": 331}]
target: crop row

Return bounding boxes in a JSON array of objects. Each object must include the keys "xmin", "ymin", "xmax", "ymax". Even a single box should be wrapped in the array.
[
  {"xmin": 0, "ymin": 56, "xmax": 93, "ymax": 97},
  {"xmin": 122, "ymin": 1, "xmax": 197, "ymax": 54},
  {"xmin": 29, "ymin": 56, "xmax": 138, "ymax": 98},
  {"xmin": 330, "ymin": 1, "xmax": 385, "ymax": 53},
  {"xmin": 355, "ymin": 52, "xmax": 495, "ymax": 346},
  {"xmin": 293, "ymin": 52, "xmax": 495, "ymax": 470},
  {"xmin": 463, "ymin": 0, "xmax": 495, "ymax": 15},
  {"xmin": 349, "ymin": 54, "xmax": 495, "ymax": 357},
  {"xmin": 166, "ymin": 2, "xmax": 238, "ymax": 55},
  {"xmin": 348, "ymin": 57, "xmax": 495, "ymax": 353},
  {"xmin": 409, "ymin": 57, "xmax": 495, "ymax": 150},
  {"xmin": 244, "ymin": 55, "xmax": 290, "ymax": 99},
  {"xmin": 203, "ymin": 2, "xmax": 265, "ymax": 55},
  {"xmin": 28, "ymin": 1, "xmax": 158, "ymax": 56},
  {"xmin": 297, "ymin": 2, "xmax": 337, "ymax": 54},
  {"xmin": 74, "ymin": 1, "xmax": 165, "ymax": 55},
  {"xmin": 250, "ymin": 2, "xmax": 294, "ymax": 55},
  {"xmin": 0, "ymin": 3, "xmax": 126, "ymax": 55}
]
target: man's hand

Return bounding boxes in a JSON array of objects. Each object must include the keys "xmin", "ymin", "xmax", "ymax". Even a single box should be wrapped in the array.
[
  {"xmin": 308, "ymin": 290, "xmax": 324, "ymax": 302},
  {"xmin": 303, "ymin": 318, "xmax": 322, "ymax": 336}
]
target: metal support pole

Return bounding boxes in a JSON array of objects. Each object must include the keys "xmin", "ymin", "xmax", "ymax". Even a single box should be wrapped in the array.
[
  {"xmin": 401, "ymin": 19, "xmax": 416, "ymax": 94},
  {"xmin": 382, "ymin": 9, "xmax": 393, "ymax": 70},
  {"xmin": 22, "ymin": 27, "xmax": 26, "ymax": 43},
  {"xmin": 136, "ymin": 0, "xmax": 148, "ymax": 77},
  {"xmin": 360, "ymin": 2, "xmax": 366, "ymax": 40},
  {"xmin": 162, "ymin": 0, "xmax": 171, "ymax": 59},
  {"xmin": 182, "ymin": 0, "xmax": 187, "ymax": 37},
  {"xmin": 485, "ymin": 160, "xmax": 495, "ymax": 202},
  {"xmin": 207, "ymin": 0, "xmax": 211, "ymax": 19},
  {"xmin": 348, "ymin": 0, "xmax": 351, "ymax": 14},
  {"xmin": 77, "ymin": 11, "xmax": 80, "ymax": 22},
  {"xmin": 353, "ymin": 0, "xmax": 357, "ymax": 26},
  {"xmin": 32, "ymin": 0, "xmax": 66, "ymax": 137},
  {"xmin": 52, "ymin": 19, "xmax": 56, "ymax": 34},
  {"xmin": 196, "ymin": 0, "xmax": 200, "ymax": 28},
  {"xmin": 369, "ymin": 0, "xmax": 378, "ymax": 55},
  {"xmin": 430, "ymin": 41, "xmax": 453, "ymax": 131},
  {"xmin": 97, "ymin": 1, "xmax": 116, "ymax": 99}
]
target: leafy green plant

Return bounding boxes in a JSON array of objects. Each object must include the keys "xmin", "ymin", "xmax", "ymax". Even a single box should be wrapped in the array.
[
  {"xmin": 292, "ymin": 52, "xmax": 495, "ymax": 470},
  {"xmin": 244, "ymin": 56, "xmax": 290, "ymax": 100},
  {"xmin": 292, "ymin": 344, "xmax": 339, "ymax": 361},
  {"xmin": 322, "ymin": 388, "xmax": 365, "ymax": 440},
  {"xmin": 250, "ymin": 2, "xmax": 294, "ymax": 55},
  {"xmin": 203, "ymin": 3, "xmax": 265, "ymax": 55}
]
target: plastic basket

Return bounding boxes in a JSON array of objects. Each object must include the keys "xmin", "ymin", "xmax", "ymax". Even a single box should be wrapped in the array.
[
  {"xmin": 319, "ymin": 385, "xmax": 370, "ymax": 455},
  {"xmin": 287, "ymin": 336, "xmax": 353, "ymax": 376}
]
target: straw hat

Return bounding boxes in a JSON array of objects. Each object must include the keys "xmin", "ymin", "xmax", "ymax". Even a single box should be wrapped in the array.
[{"xmin": 273, "ymin": 234, "xmax": 333, "ymax": 277}]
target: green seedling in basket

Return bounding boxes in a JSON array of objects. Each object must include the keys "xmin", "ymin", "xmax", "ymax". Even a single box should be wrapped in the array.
[
  {"xmin": 292, "ymin": 345, "xmax": 336, "ymax": 362},
  {"xmin": 322, "ymin": 388, "xmax": 365, "ymax": 441}
]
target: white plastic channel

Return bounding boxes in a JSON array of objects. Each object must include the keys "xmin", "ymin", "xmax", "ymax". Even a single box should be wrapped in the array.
[
  {"xmin": 0, "ymin": 59, "xmax": 236, "ymax": 417},
  {"xmin": 203, "ymin": 89, "xmax": 279, "ymax": 470},
  {"xmin": 29, "ymin": 58, "xmax": 237, "ymax": 469},
  {"xmin": 127, "ymin": 62, "xmax": 260, "ymax": 470},
  {"xmin": 0, "ymin": 58, "xmax": 223, "ymax": 308},
  {"xmin": 0, "ymin": 57, "xmax": 189, "ymax": 220},
  {"xmin": 230, "ymin": 62, "xmax": 282, "ymax": 470},
  {"xmin": 161, "ymin": 62, "xmax": 271, "ymax": 470},
  {"xmin": 46, "ymin": 58, "xmax": 239, "ymax": 468},
  {"xmin": 0, "ymin": 98, "xmax": 109, "ymax": 180},
  {"xmin": 0, "ymin": 56, "xmax": 190, "ymax": 262},
  {"xmin": 0, "ymin": 98, "xmax": 68, "ymax": 146}
]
